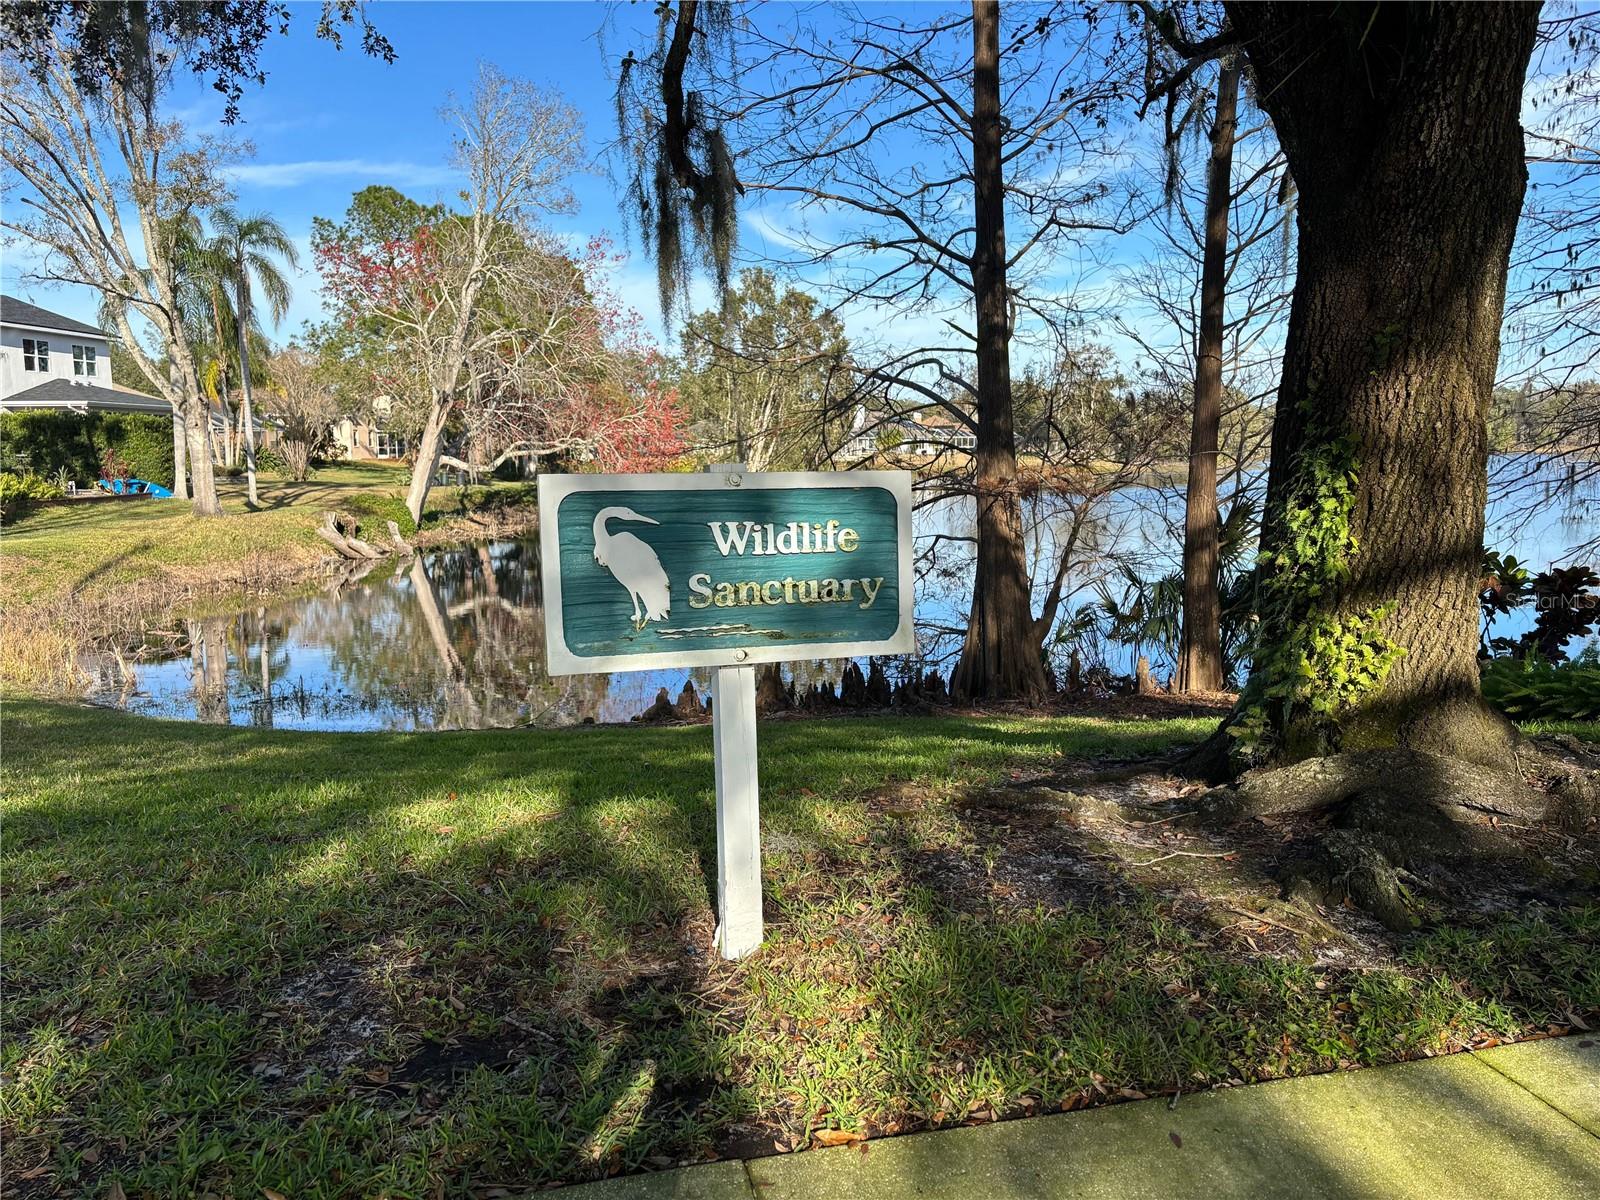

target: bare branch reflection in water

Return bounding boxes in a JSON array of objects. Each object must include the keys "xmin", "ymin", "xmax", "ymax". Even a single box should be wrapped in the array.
[{"xmin": 82, "ymin": 459, "xmax": 1595, "ymax": 730}]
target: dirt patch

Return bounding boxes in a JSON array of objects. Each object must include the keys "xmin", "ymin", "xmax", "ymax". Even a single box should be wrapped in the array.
[
  {"xmin": 888, "ymin": 746, "xmax": 1600, "ymax": 976},
  {"xmin": 250, "ymin": 943, "xmax": 420, "ymax": 1084},
  {"xmin": 389, "ymin": 1033, "xmax": 525, "ymax": 1086}
]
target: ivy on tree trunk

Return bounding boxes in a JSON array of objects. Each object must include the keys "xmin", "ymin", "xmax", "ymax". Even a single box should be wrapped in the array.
[{"xmin": 1225, "ymin": 1, "xmax": 1540, "ymax": 766}]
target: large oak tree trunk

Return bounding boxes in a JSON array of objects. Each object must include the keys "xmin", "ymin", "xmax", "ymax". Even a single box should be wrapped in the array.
[
  {"xmin": 1181, "ymin": 3, "xmax": 1553, "ymax": 929},
  {"xmin": 950, "ymin": 0, "xmax": 1050, "ymax": 703},
  {"xmin": 1175, "ymin": 57, "xmax": 1240, "ymax": 695},
  {"xmin": 1225, "ymin": 1, "xmax": 1538, "ymax": 765}
]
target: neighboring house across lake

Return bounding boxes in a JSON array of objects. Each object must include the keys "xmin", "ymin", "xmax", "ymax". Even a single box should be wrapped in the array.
[
  {"xmin": 0, "ymin": 295, "xmax": 274, "ymax": 463},
  {"xmin": 838, "ymin": 404, "xmax": 978, "ymax": 461},
  {"xmin": 331, "ymin": 395, "xmax": 408, "ymax": 462},
  {"xmin": 0, "ymin": 295, "xmax": 169, "ymax": 416}
]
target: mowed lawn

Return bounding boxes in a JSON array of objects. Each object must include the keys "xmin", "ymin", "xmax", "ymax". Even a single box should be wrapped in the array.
[
  {"xmin": 0, "ymin": 463, "xmax": 410, "ymax": 611},
  {"xmin": 4, "ymin": 702, "xmax": 1597, "ymax": 1198}
]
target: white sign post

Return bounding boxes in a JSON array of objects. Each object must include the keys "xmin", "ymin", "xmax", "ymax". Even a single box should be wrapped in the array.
[
  {"xmin": 538, "ymin": 464, "xmax": 914, "ymax": 960},
  {"xmin": 707, "ymin": 464, "xmax": 764, "ymax": 959}
]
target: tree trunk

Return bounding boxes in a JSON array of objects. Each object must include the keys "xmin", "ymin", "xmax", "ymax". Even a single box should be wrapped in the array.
[
  {"xmin": 235, "ymin": 278, "xmax": 260, "ymax": 507},
  {"xmin": 1175, "ymin": 58, "xmax": 1239, "ymax": 695},
  {"xmin": 175, "ymin": 354, "xmax": 223, "ymax": 516},
  {"xmin": 184, "ymin": 402, "xmax": 222, "ymax": 516},
  {"xmin": 170, "ymin": 407, "xmax": 188, "ymax": 501},
  {"xmin": 950, "ymin": 0, "xmax": 1050, "ymax": 703},
  {"xmin": 1223, "ymin": 2, "xmax": 1538, "ymax": 765},
  {"xmin": 404, "ymin": 398, "xmax": 450, "ymax": 527}
]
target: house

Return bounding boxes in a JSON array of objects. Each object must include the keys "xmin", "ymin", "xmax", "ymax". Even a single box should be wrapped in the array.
[
  {"xmin": 838, "ymin": 404, "xmax": 978, "ymax": 460},
  {"xmin": 0, "ymin": 294, "xmax": 278, "ymax": 459},
  {"xmin": 0, "ymin": 295, "xmax": 170, "ymax": 416},
  {"xmin": 331, "ymin": 395, "xmax": 408, "ymax": 462}
]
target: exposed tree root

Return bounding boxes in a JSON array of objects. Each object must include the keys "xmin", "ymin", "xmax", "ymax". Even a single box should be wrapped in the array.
[{"xmin": 1194, "ymin": 746, "xmax": 1598, "ymax": 931}]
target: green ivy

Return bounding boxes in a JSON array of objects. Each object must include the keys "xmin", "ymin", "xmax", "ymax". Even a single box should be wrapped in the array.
[{"xmin": 1231, "ymin": 425, "xmax": 1404, "ymax": 758}]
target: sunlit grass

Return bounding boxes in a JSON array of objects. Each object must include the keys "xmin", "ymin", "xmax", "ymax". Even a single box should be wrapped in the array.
[{"xmin": 3, "ymin": 701, "xmax": 1594, "ymax": 1197}]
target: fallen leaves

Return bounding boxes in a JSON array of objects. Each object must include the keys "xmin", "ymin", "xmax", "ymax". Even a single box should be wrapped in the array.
[{"xmin": 810, "ymin": 1128, "xmax": 862, "ymax": 1147}]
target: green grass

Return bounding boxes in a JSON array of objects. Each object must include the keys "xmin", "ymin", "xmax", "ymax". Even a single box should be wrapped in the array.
[
  {"xmin": 0, "ymin": 463, "xmax": 409, "ymax": 608},
  {"xmin": 0, "ymin": 465, "xmax": 536, "ymax": 690},
  {"xmin": 1519, "ymin": 719, "xmax": 1600, "ymax": 742},
  {"xmin": 5, "ymin": 701, "xmax": 1595, "ymax": 1197}
]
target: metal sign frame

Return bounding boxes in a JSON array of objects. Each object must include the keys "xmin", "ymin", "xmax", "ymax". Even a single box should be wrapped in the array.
[{"xmin": 537, "ymin": 468, "xmax": 915, "ymax": 676}]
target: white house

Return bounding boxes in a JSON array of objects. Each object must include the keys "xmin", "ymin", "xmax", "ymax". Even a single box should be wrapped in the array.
[
  {"xmin": 839, "ymin": 403, "xmax": 978, "ymax": 460},
  {"xmin": 0, "ymin": 294, "xmax": 170, "ymax": 417}
]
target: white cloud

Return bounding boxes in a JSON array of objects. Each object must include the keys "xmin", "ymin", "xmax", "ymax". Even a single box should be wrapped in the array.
[{"xmin": 223, "ymin": 159, "xmax": 458, "ymax": 189}]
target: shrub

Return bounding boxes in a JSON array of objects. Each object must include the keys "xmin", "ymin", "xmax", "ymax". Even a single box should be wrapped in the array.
[
  {"xmin": 0, "ymin": 470, "xmax": 64, "ymax": 523},
  {"xmin": 254, "ymin": 445, "xmax": 288, "ymax": 474},
  {"xmin": 459, "ymin": 482, "xmax": 537, "ymax": 513},
  {"xmin": 341, "ymin": 491, "xmax": 416, "ymax": 535},
  {"xmin": 0, "ymin": 410, "xmax": 174, "ymax": 488},
  {"xmin": 108, "ymin": 413, "xmax": 174, "ymax": 483},
  {"xmin": 1481, "ymin": 648, "xmax": 1600, "ymax": 722}
]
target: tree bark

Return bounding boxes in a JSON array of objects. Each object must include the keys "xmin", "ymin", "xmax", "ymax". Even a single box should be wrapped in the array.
[
  {"xmin": 1224, "ymin": 1, "xmax": 1539, "ymax": 765},
  {"xmin": 1175, "ymin": 57, "xmax": 1239, "ymax": 695},
  {"xmin": 183, "ymin": 392, "xmax": 222, "ymax": 516},
  {"xmin": 170, "ymin": 407, "xmax": 189, "ymax": 501},
  {"xmin": 235, "ymin": 276, "xmax": 260, "ymax": 507},
  {"xmin": 168, "ymin": 345, "xmax": 221, "ymax": 515},
  {"xmin": 404, "ymin": 397, "xmax": 450, "ymax": 526},
  {"xmin": 950, "ymin": 0, "xmax": 1050, "ymax": 703}
]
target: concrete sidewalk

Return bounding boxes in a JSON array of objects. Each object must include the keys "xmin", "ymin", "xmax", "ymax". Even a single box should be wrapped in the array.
[{"xmin": 564, "ymin": 1037, "xmax": 1599, "ymax": 1199}]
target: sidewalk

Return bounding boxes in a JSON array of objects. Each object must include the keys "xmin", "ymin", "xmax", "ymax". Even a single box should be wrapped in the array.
[{"xmin": 563, "ymin": 1036, "xmax": 1599, "ymax": 1199}]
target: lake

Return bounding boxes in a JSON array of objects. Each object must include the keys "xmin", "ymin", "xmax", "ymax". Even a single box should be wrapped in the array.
[{"xmin": 84, "ymin": 457, "xmax": 1598, "ymax": 731}]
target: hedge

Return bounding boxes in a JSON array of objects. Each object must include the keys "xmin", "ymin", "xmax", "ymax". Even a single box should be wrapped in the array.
[{"xmin": 0, "ymin": 410, "xmax": 175, "ymax": 488}]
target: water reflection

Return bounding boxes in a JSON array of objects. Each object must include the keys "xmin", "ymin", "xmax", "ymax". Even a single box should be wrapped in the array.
[
  {"xmin": 84, "ymin": 456, "xmax": 1597, "ymax": 731},
  {"xmin": 88, "ymin": 541, "xmax": 874, "ymax": 731}
]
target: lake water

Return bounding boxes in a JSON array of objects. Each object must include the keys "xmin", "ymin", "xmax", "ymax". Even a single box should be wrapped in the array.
[{"xmin": 84, "ymin": 457, "xmax": 1598, "ymax": 731}]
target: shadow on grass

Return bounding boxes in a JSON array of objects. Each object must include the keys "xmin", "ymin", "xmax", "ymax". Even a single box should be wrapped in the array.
[{"xmin": 4, "ymin": 700, "xmax": 1594, "ymax": 1198}]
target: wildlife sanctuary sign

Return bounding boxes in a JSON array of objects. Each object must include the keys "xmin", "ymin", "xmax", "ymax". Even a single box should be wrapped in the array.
[
  {"xmin": 538, "ymin": 469, "xmax": 915, "ymax": 673},
  {"xmin": 538, "ymin": 466, "xmax": 915, "ymax": 961}
]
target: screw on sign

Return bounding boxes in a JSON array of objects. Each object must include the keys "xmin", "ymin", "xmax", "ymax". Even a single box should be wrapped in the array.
[{"xmin": 538, "ymin": 464, "xmax": 915, "ymax": 958}]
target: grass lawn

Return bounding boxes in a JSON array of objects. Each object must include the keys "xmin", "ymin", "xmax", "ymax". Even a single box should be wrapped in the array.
[
  {"xmin": 5, "ymin": 701, "xmax": 1596, "ymax": 1198},
  {"xmin": 0, "ymin": 465, "xmax": 536, "ymax": 690},
  {"xmin": 0, "ymin": 463, "xmax": 410, "ymax": 610}
]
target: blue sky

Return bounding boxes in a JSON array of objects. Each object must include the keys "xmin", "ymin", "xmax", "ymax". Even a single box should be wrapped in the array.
[
  {"xmin": 3, "ymin": 2, "xmax": 702, "ymax": 344},
  {"xmin": 2, "ymin": 2, "xmax": 1585, "ymax": 383},
  {"xmin": 4, "ymin": 1, "xmax": 1169, "ymax": 368}
]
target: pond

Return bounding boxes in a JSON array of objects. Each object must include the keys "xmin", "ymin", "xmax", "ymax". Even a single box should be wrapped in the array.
[{"xmin": 84, "ymin": 457, "xmax": 1597, "ymax": 731}]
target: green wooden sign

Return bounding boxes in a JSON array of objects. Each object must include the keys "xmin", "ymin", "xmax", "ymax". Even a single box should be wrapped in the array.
[{"xmin": 538, "ymin": 470, "xmax": 914, "ymax": 674}]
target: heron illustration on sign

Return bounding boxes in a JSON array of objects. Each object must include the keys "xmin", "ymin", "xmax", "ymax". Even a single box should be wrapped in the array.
[{"xmin": 593, "ymin": 506, "xmax": 670, "ymax": 630}]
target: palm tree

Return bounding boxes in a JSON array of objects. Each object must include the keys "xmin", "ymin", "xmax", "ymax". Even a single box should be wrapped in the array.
[{"xmin": 208, "ymin": 208, "xmax": 299, "ymax": 506}]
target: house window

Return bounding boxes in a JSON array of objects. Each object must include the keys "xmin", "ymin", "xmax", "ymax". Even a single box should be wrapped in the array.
[
  {"xmin": 21, "ymin": 338, "xmax": 48, "ymax": 371},
  {"xmin": 373, "ymin": 431, "xmax": 405, "ymax": 459},
  {"xmin": 73, "ymin": 345, "xmax": 97, "ymax": 377}
]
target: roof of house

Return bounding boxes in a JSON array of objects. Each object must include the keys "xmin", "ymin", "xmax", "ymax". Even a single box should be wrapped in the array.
[
  {"xmin": 0, "ymin": 378, "xmax": 171, "ymax": 415},
  {"xmin": 1, "ymin": 294, "xmax": 110, "ymax": 339}
]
